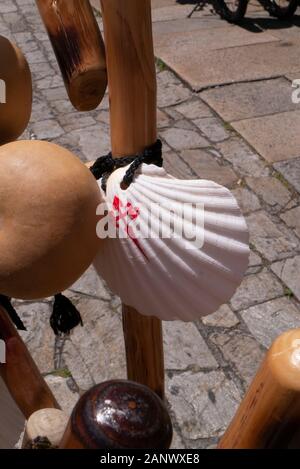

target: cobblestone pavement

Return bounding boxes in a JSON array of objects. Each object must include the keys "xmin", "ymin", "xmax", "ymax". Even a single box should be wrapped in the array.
[{"xmin": 2, "ymin": 0, "xmax": 300, "ymax": 449}]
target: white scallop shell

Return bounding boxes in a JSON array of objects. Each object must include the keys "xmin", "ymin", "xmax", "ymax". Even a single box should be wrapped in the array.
[{"xmin": 94, "ymin": 164, "xmax": 249, "ymax": 321}]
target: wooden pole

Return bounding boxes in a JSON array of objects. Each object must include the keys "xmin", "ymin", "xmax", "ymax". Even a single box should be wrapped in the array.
[
  {"xmin": 36, "ymin": 0, "xmax": 107, "ymax": 111},
  {"xmin": 60, "ymin": 380, "xmax": 172, "ymax": 449},
  {"xmin": 99, "ymin": 0, "xmax": 165, "ymax": 399},
  {"xmin": 0, "ymin": 306, "xmax": 60, "ymax": 419},
  {"xmin": 218, "ymin": 329, "xmax": 300, "ymax": 449}
]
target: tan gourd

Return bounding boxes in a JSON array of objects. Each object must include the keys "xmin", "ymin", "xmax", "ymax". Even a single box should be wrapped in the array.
[
  {"xmin": 0, "ymin": 36, "xmax": 32, "ymax": 145},
  {"xmin": 0, "ymin": 140, "xmax": 103, "ymax": 299}
]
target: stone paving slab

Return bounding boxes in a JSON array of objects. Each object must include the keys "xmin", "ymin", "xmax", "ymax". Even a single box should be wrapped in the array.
[
  {"xmin": 274, "ymin": 157, "xmax": 300, "ymax": 193},
  {"xmin": 158, "ymin": 39, "xmax": 300, "ymax": 90},
  {"xmin": 153, "ymin": 16, "xmax": 227, "ymax": 37},
  {"xmin": 271, "ymin": 256, "xmax": 300, "ymax": 301},
  {"xmin": 154, "ymin": 25, "xmax": 278, "ymax": 56},
  {"xmin": 240, "ymin": 297, "xmax": 300, "ymax": 348},
  {"xmin": 201, "ymin": 78, "xmax": 297, "ymax": 122},
  {"xmin": 232, "ymin": 110, "xmax": 300, "ymax": 163}
]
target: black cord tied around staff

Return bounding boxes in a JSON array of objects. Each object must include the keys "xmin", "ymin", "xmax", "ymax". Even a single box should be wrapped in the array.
[
  {"xmin": 90, "ymin": 139, "xmax": 163, "ymax": 191},
  {"xmin": 0, "ymin": 295, "xmax": 26, "ymax": 331}
]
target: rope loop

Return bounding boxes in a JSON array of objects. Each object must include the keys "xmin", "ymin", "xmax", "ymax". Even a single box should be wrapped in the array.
[{"xmin": 90, "ymin": 139, "xmax": 163, "ymax": 191}]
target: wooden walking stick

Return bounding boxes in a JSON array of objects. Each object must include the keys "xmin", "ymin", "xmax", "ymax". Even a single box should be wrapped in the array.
[
  {"xmin": 36, "ymin": 0, "xmax": 107, "ymax": 111},
  {"xmin": 219, "ymin": 329, "xmax": 300, "ymax": 449},
  {"xmin": 0, "ymin": 306, "xmax": 59, "ymax": 419},
  {"xmin": 60, "ymin": 380, "xmax": 172, "ymax": 449},
  {"xmin": 99, "ymin": 0, "xmax": 164, "ymax": 398}
]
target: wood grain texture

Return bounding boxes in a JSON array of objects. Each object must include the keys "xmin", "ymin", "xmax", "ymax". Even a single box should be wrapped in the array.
[
  {"xmin": 218, "ymin": 329, "xmax": 300, "ymax": 449},
  {"xmin": 0, "ymin": 306, "xmax": 59, "ymax": 419},
  {"xmin": 36, "ymin": 0, "xmax": 107, "ymax": 111},
  {"xmin": 99, "ymin": 0, "xmax": 164, "ymax": 399},
  {"xmin": 60, "ymin": 380, "xmax": 172, "ymax": 448}
]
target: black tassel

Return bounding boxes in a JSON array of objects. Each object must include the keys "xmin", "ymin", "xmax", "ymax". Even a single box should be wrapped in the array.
[
  {"xmin": 0, "ymin": 295, "xmax": 27, "ymax": 331},
  {"xmin": 50, "ymin": 293, "xmax": 83, "ymax": 336}
]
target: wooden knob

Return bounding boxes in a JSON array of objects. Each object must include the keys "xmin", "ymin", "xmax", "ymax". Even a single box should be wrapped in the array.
[
  {"xmin": 60, "ymin": 380, "xmax": 173, "ymax": 449},
  {"xmin": 219, "ymin": 329, "xmax": 300, "ymax": 449},
  {"xmin": 22, "ymin": 409, "xmax": 69, "ymax": 449},
  {"xmin": 36, "ymin": 0, "xmax": 107, "ymax": 111}
]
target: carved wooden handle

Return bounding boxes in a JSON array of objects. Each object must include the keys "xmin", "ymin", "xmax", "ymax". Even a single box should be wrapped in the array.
[
  {"xmin": 219, "ymin": 329, "xmax": 300, "ymax": 449},
  {"xmin": 36, "ymin": 0, "xmax": 107, "ymax": 111}
]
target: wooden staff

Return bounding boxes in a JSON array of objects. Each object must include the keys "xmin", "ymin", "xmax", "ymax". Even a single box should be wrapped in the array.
[
  {"xmin": 36, "ymin": 0, "xmax": 107, "ymax": 111},
  {"xmin": 219, "ymin": 329, "xmax": 300, "ymax": 449},
  {"xmin": 60, "ymin": 380, "xmax": 173, "ymax": 449},
  {"xmin": 22, "ymin": 408, "xmax": 68, "ymax": 449},
  {"xmin": 99, "ymin": 0, "xmax": 164, "ymax": 398},
  {"xmin": 0, "ymin": 306, "xmax": 59, "ymax": 419}
]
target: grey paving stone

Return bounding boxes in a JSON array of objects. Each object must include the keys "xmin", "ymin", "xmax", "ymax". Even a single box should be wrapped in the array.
[
  {"xmin": 3, "ymin": 12, "xmax": 27, "ymax": 33},
  {"xmin": 69, "ymin": 265, "xmax": 111, "ymax": 301},
  {"xmin": 152, "ymin": 5, "xmax": 197, "ymax": 22},
  {"xmin": 202, "ymin": 304, "xmax": 240, "ymax": 328},
  {"xmin": 68, "ymin": 123, "xmax": 111, "ymax": 162},
  {"xmin": 201, "ymin": 78, "xmax": 298, "ymax": 122},
  {"xmin": 41, "ymin": 86, "xmax": 68, "ymax": 102},
  {"xmin": 164, "ymin": 321, "xmax": 218, "ymax": 371},
  {"xmin": 271, "ymin": 256, "xmax": 300, "ymax": 301},
  {"xmin": 174, "ymin": 99, "xmax": 213, "ymax": 120},
  {"xmin": 0, "ymin": 2, "xmax": 17, "ymax": 13},
  {"xmin": 36, "ymin": 74, "xmax": 62, "ymax": 90},
  {"xmin": 157, "ymin": 75, "xmax": 192, "ymax": 108},
  {"xmin": 166, "ymin": 371, "xmax": 240, "ymax": 439},
  {"xmin": 30, "ymin": 98, "xmax": 54, "ymax": 122},
  {"xmin": 61, "ymin": 297, "xmax": 126, "ymax": 392},
  {"xmin": 231, "ymin": 271, "xmax": 284, "ymax": 311},
  {"xmin": 157, "ymin": 109, "xmax": 172, "ymax": 128},
  {"xmin": 163, "ymin": 151, "xmax": 196, "ymax": 179},
  {"xmin": 174, "ymin": 118, "xmax": 195, "ymax": 131},
  {"xmin": 274, "ymin": 157, "xmax": 300, "ymax": 194},
  {"xmin": 280, "ymin": 206, "xmax": 300, "ymax": 238},
  {"xmin": 247, "ymin": 250, "xmax": 263, "ymax": 275},
  {"xmin": 180, "ymin": 149, "xmax": 238, "ymax": 187},
  {"xmin": 161, "ymin": 127, "xmax": 209, "ymax": 151},
  {"xmin": 155, "ymin": 25, "xmax": 277, "ymax": 57},
  {"xmin": 240, "ymin": 297, "xmax": 300, "ymax": 348},
  {"xmin": 217, "ymin": 138, "xmax": 269, "ymax": 177},
  {"xmin": 194, "ymin": 117, "xmax": 231, "ymax": 143},
  {"xmin": 30, "ymin": 119, "xmax": 64, "ymax": 140},
  {"xmin": 153, "ymin": 17, "xmax": 225, "ymax": 38},
  {"xmin": 44, "ymin": 375, "xmax": 79, "ymax": 416},
  {"xmin": 50, "ymin": 99, "xmax": 75, "ymax": 116},
  {"xmin": 246, "ymin": 176, "xmax": 292, "ymax": 210},
  {"xmin": 232, "ymin": 187, "xmax": 261, "ymax": 214},
  {"xmin": 247, "ymin": 211, "xmax": 298, "ymax": 261},
  {"xmin": 158, "ymin": 39, "xmax": 300, "ymax": 90},
  {"xmin": 233, "ymin": 111, "xmax": 300, "ymax": 163},
  {"xmin": 30, "ymin": 61, "xmax": 56, "ymax": 81},
  {"xmin": 18, "ymin": 301, "xmax": 55, "ymax": 374},
  {"xmin": 171, "ymin": 429, "xmax": 186, "ymax": 450},
  {"xmin": 58, "ymin": 113, "xmax": 96, "ymax": 133},
  {"xmin": 210, "ymin": 331, "xmax": 264, "ymax": 385}
]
